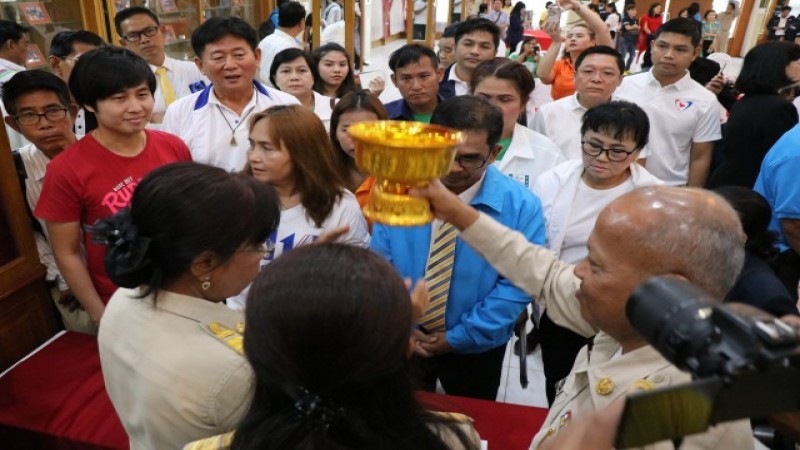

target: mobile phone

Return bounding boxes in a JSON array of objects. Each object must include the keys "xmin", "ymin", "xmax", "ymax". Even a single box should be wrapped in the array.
[{"xmin": 544, "ymin": 4, "xmax": 562, "ymax": 29}]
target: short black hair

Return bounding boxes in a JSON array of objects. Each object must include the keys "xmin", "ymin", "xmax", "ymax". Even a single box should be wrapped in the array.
[
  {"xmin": 49, "ymin": 30, "xmax": 105, "ymax": 58},
  {"xmin": 655, "ymin": 17, "xmax": 702, "ymax": 47},
  {"xmin": 278, "ymin": 1, "xmax": 306, "ymax": 28},
  {"xmin": 625, "ymin": 3, "xmax": 636, "ymax": 11},
  {"xmin": 471, "ymin": 57, "xmax": 535, "ymax": 104},
  {"xmin": 69, "ymin": 46, "xmax": 156, "ymax": 109},
  {"xmin": 736, "ymin": 41, "xmax": 800, "ymax": 95},
  {"xmin": 580, "ymin": 101, "xmax": 650, "ymax": 151},
  {"xmin": 455, "ymin": 18, "xmax": 501, "ymax": 50},
  {"xmin": 388, "ymin": 44, "xmax": 439, "ymax": 72},
  {"xmin": 782, "ymin": 5, "xmax": 793, "ymax": 12},
  {"xmin": 270, "ymin": 48, "xmax": 316, "ymax": 88},
  {"xmin": 192, "ymin": 16, "xmax": 258, "ymax": 57},
  {"xmin": 0, "ymin": 20, "xmax": 28, "ymax": 48},
  {"xmin": 114, "ymin": 6, "xmax": 160, "ymax": 36},
  {"xmin": 442, "ymin": 23, "xmax": 458, "ymax": 38},
  {"xmin": 431, "ymin": 95, "xmax": 503, "ymax": 148},
  {"xmin": 574, "ymin": 45, "xmax": 624, "ymax": 73},
  {"xmin": 2, "ymin": 70, "xmax": 71, "ymax": 116}
]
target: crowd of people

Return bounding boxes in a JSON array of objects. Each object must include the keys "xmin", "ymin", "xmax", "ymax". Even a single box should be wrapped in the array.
[{"xmin": 3, "ymin": 1, "xmax": 800, "ymax": 449}]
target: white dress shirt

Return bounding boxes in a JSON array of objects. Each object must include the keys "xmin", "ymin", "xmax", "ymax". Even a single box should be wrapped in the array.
[
  {"xmin": 615, "ymin": 71, "xmax": 721, "ymax": 185},
  {"xmin": 162, "ymin": 81, "xmax": 299, "ymax": 172},
  {"xmin": 257, "ymin": 29, "xmax": 302, "ymax": 87},
  {"xmin": 149, "ymin": 56, "xmax": 209, "ymax": 119},
  {"xmin": 493, "ymin": 123, "xmax": 564, "ymax": 191},
  {"xmin": 447, "ymin": 65, "xmax": 470, "ymax": 97}
]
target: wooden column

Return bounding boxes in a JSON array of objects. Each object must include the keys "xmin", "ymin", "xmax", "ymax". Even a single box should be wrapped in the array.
[{"xmin": 728, "ymin": 0, "xmax": 755, "ymax": 56}]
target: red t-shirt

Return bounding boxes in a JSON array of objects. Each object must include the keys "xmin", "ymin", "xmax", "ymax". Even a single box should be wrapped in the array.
[{"xmin": 35, "ymin": 129, "xmax": 192, "ymax": 303}]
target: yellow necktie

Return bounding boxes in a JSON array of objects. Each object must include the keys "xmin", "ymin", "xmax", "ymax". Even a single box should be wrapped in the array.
[
  {"xmin": 419, "ymin": 222, "xmax": 457, "ymax": 333},
  {"xmin": 155, "ymin": 66, "xmax": 176, "ymax": 106}
]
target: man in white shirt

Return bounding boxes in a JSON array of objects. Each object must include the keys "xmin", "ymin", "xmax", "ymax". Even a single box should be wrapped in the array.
[
  {"xmin": 2, "ymin": 70, "xmax": 94, "ymax": 334},
  {"xmin": 48, "ymin": 30, "xmax": 105, "ymax": 136},
  {"xmin": 0, "ymin": 20, "xmax": 32, "ymax": 150},
  {"xmin": 115, "ymin": 6, "xmax": 209, "ymax": 125},
  {"xmin": 162, "ymin": 17, "xmax": 298, "ymax": 172},
  {"xmin": 486, "ymin": 0, "xmax": 510, "ymax": 38},
  {"xmin": 615, "ymin": 18, "xmax": 721, "ymax": 186},
  {"xmin": 258, "ymin": 1, "xmax": 305, "ymax": 87},
  {"xmin": 439, "ymin": 18, "xmax": 501, "ymax": 99},
  {"xmin": 533, "ymin": 46, "xmax": 624, "ymax": 161}
]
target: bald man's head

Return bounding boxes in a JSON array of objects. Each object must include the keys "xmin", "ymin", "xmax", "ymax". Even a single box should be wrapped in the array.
[
  {"xmin": 574, "ymin": 186, "xmax": 745, "ymax": 349},
  {"xmin": 604, "ymin": 186, "xmax": 746, "ymax": 298}
]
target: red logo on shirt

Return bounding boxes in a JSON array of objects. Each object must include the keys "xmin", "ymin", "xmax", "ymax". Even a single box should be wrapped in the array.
[{"xmin": 674, "ymin": 99, "xmax": 694, "ymax": 112}]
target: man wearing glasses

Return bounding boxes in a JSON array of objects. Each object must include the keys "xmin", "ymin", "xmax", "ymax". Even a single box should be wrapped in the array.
[
  {"xmin": 371, "ymin": 95, "xmax": 545, "ymax": 401},
  {"xmin": 2, "ymin": 70, "xmax": 96, "ymax": 333},
  {"xmin": 532, "ymin": 46, "xmax": 626, "ymax": 161},
  {"xmin": 48, "ymin": 30, "xmax": 105, "ymax": 135},
  {"xmin": 115, "ymin": 6, "xmax": 208, "ymax": 126}
]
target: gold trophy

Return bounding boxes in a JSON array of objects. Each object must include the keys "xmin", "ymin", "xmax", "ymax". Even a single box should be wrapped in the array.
[{"xmin": 347, "ymin": 121, "xmax": 463, "ymax": 226}]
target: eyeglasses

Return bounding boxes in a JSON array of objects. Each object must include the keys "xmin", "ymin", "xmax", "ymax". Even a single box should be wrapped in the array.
[
  {"xmin": 581, "ymin": 140, "xmax": 637, "ymax": 162},
  {"xmin": 576, "ymin": 68, "xmax": 620, "ymax": 80},
  {"xmin": 123, "ymin": 25, "xmax": 160, "ymax": 42},
  {"xmin": 454, "ymin": 153, "xmax": 490, "ymax": 169},
  {"xmin": 14, "ymin": 108, "xmax": 69, "ymax": 126},
  {"xmin": 61, "ymin": 54, "xmax": 81, "ymax": 64},
  {"xmin": 237, "ymin": 243, "xmax": 269, "ymax": 255}
]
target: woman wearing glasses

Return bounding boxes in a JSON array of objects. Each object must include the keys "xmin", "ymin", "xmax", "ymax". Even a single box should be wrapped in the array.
[
  {"xmin": 470, "ymin": 58, "xmax": 563, "ymax": 191},
  {"xmin": 531, "ymin": 101, "xmax": 661, "ymax": 403}
]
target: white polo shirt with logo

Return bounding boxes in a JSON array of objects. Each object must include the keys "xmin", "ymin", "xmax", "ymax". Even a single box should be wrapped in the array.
[
  {"xmin": 162, "ymin": 80, "xmax": 299, "ymax": 172},
  {"xmin": 615, "ymin": 70, "xmax": 721, "ymax": 186}
]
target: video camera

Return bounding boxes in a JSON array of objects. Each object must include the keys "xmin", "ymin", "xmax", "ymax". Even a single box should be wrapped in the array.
[{"xmin": 614, "ymin": 277, "xmax": 800, "ymax": 448}]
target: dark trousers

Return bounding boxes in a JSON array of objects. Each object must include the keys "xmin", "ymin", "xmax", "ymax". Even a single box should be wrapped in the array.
[
  {"xmin": 702, "ymin": 39, "xmax": 714, "ymax": 57},
  {"xmin": 777, "ymin": 249, "xmax": 800, "ymax": 301},
  {"xmin": 413, "ymin": 343, "xmax": 507, "ymax": 401},
  {"xmin": 641, "ymin": 34, "xmax": 656, "ymax": 69},
  {"xmin": 619, "ymin": 38, "xmax": 636, "ymax": 70},
  {"xmin": 540, "ymin": 313, "xmax": 591, "ymax": 405}
]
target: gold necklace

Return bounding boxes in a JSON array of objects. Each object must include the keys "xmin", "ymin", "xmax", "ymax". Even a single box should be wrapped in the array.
[{"xmin": 216, "ymin": 92, "xmax": 259, "ymax": 146}]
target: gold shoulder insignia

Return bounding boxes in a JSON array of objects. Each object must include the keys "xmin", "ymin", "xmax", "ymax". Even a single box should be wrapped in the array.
[
  {"xmin": 206, "ymin": 322, "xmax": 244, "ymax": 355},
  {"xmin": 183, "ymin": 431, "xmax": 234, "ymax": 450}
]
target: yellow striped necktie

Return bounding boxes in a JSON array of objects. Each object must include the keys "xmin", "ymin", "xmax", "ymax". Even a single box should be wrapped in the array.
[
  {"xmin": 155, "ymin": 66, "xmax": 176, "ymax": 106},
  {"xmin": 419, "ymin": 222, "xmax": 457, "ymax": 333}
]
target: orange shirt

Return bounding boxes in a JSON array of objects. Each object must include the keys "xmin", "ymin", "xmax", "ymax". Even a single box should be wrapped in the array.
[
  {"xmin": 550, "ymin": 58, "xmax": 576, "ymax": 100},
  {"xmin": 355, "ymin": 175, "xmax": 375, "ymax": 231}
]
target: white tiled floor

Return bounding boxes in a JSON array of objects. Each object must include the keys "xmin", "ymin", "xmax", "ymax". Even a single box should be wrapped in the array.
[{"xmin": 363, "ymin": 40, "xmax": 742, "ymax": 409}]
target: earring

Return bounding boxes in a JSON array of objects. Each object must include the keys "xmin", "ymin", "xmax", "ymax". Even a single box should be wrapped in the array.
[{"xmin": 201, "ymin": 277, "xmax": 211, "ymax": 291}]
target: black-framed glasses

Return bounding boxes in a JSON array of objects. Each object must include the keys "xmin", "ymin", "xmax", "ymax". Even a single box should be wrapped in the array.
[
  {"xmin": 14, "ymin": 108, "xmax": 69, "ymax": 126},
  {"xmin": 581, "ymin": 140, "xmax": 637, "ymax": 162},
  {"xmin": 454, "ymin": 153, "xmax": 490, "ymax": 169},
  {"xmin": 123, "ymin": 25, "xmax": 159, "ymax": 42}
]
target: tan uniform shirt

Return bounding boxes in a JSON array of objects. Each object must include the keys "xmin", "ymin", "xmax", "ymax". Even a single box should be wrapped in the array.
[
  {"xmin": 99, "ymin": 288, "xmax": 253, "ymax": 450},
  {"xmin": 460, "ymin": 214, "xmax": 754, "ymax": 450}
]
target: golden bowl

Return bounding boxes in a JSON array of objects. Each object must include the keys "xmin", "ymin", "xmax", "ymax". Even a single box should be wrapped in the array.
[
  {"xmin": 348, "ymin": 121, "xmax": 462, "ymax": 183},
  {"xmin": 348, "ymin": 121, "xmax": 463, "ymax": 226}
]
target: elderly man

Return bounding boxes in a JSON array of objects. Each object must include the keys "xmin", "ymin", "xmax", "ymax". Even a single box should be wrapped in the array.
[{"xmin": 413, "ymin": 183, "xmax": 754, "ymax": 449}]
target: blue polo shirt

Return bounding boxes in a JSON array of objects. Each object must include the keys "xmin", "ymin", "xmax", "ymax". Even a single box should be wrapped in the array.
[
  {"xmin": 370, "ymin": 166, "xmax": 546, "ymax": 353},
  {"xmin": 755, "ymin": 123, "xmax": 800, "ymax": 253}
]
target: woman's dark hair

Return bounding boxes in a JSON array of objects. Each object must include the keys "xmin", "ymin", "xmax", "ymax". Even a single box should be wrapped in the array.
[
  {"xmin": 704, "ymin": 9, "xmax": 716, "ymax": 19},
  {"xmin": 247, "ymin": 105, "xmax": 346, "ymax": 227},
  {"xmin": 329, "ymin": 90, "xmax": 388, "ymax": 177},
  {"xmin": 735, "ymin": 41, "xmax": 800, "ymax": 95},
  {"xmin": 581, "ymin": 101, "xmax": 650, "ymax": 151},
  {"xmin": 510, "ymin": 1, "xmax": 526, "ymax": 17},
  {"xmin": 470, "ymin": 57, "xmax": 535, "ymax": 105},
  {"xmin": 478, "ymin": 3, "xmax": 488, "ymax": 14},
  {"xmin": 90, "ymin": 162, "xmax": 280, "ymax": 299},
  {"xmin": 269, "ymin": 48, "xmax": 317, "ymax": 89},
  {"xmin": 713, "ymin": 186, "xmax": 779, "ymax": 264},
  {"xmin": 648, "ymin": 2, "xmax": 662, "ymax": 17},
  {"xmin": 232, "ymin": 244, "xmax": 475, "ymax": 450},
  {"xmin": 687, "ymin": 2, "xmax": 700, "ymax": 16},
  {"xmin": 69, "ymin": 46, "xmax": 156, "ymax": 109},
  {"xmin": 313, "ymin": 43, "xmax": 357, "ymax": 98}
]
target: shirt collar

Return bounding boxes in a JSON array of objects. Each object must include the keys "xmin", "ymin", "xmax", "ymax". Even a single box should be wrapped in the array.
[
  {"xmin": 448, "ymin": 65, "xmax": 468, "ymax": 86},
  {"xmin": 194, "ymin": 80, "xmax": 271, "ymax": 110},
  {"xmin": 138, "ymin": 288, "xmax": 244, "ymax": 326},
  {"xmin": 149, "ymin": 55, "xmax": 176, "ymax": 73},
  {"xmin": 470, "ymin": 165, "xmax": 508, "ymax": 213},
  {"xmin": 0, "ymin": 57, "xmax": 26, "ymax": 72},
  {"xmin": 20, "ymin": 143, "xmax": 50, "ymax": 182},
  {"xmin": 569, "ymin": 92, "xmax": 587, "ymax": 112},
  {"xmin": 645, "ymin": 69, "xmax": 692, "ymax": 91}
]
